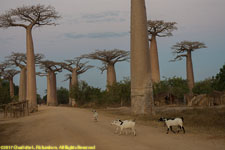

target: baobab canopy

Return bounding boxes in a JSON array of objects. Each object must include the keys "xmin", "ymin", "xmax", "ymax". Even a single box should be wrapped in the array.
[
  {"xmin": 171, "ymin": 41, "xmax": 207, "ymax": 61},
  {"xmin": 0, "ymin": 4, "xmax": 61, "ymax": 28},
  {"xmin": 82, "ymin": 49, "xmax": 129, "ymax": 88}
]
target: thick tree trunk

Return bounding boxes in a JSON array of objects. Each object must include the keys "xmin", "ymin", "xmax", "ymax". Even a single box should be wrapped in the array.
[
  {"xmin": 26, "ymin": 28, "xmax": 37, "ymax": 111},
  {"xmin": 52, "ymin": 73, "xmax": 58, "ymax": 105},
  {"xmin": 150, "ymin": 35, "xmax": 160, "ymax": 83},
  {"xmin": 19, "ymin": 66, "xmax": 27, "ymax": 101},
  {"xmin": 130, "ymin": 0, "xmax": 154, "ymax": 115},
  {"xmin": 71, "ymin": 69, "xmax": 78, "ymax": 106},
  {"xmin": 9, "ymin": 78, "xmax": 14, "ymax": 99},
  {"xmin": 107, "ymin": 63, "xmax": 116, "ymax": 89},
  {"xmin": 72, "ymin": 69, "xmax": 78, "ymax": 86},
  {"xmin": 47, "ymin": 72, "xmax": 52, "ymax": 105},
  {"xmin": 47, "ymin": 71, "xmax": 58, "ymax": 106},
  {"xmin": 186, "ymin": 50, "xmax": 195, "ymax": 94},
  {"xmin": 69, "ymin": 77, "xmax": 72, "ymax": 106}
]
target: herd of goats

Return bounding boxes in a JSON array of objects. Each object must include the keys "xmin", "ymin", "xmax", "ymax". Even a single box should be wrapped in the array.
[{"xmin": 92, "ymin": 110, "xmax": 185, "ymax": 135}]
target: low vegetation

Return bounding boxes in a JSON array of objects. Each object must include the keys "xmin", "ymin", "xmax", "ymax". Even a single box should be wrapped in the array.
[
  {"xmin": 70, "ymin": 78, "xmax": 131, "ymax": 107},
  {"xmin": 0, "ymin": 79, "xmax": 18, "ymax": 104}
]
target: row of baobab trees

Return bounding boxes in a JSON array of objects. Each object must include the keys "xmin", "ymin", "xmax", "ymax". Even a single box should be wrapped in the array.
[
  {"xmin": 0, "ymin": 0, "xmax": 206, "ymax": 114},
  {"xmin": 0, "ymin": 50, "xmax": 130, "ymax": 106}
]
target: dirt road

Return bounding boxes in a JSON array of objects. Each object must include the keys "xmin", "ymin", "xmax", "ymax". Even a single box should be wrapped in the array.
[{"xmin": 0, "ymin": 106, "xmax": 224, "ymax": 150}]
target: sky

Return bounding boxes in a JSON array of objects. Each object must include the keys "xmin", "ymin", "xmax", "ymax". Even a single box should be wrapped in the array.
[{"xmin": 0, "ymin": 0, "xmax": 225, "ymax": 97}]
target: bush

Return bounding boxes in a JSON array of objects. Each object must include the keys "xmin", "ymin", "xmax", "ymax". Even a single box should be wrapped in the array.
[
  {"xmin": 57, "ymin": 87, "xmax": 69, "ymax": 104},
  {"xmin": 153, "ymin": 77, "xmax": 189, "ymax": 104},
  {"xmin": 212, "ymin": 64, "xmax": 225, "ymax": 91},
  {"xmin": 70, "ymin": 81, "xmax": 102, "ymax": 106},
  {"xmin": 192, "ymin": 79, "xmax": 214, "ymax": 94},
  {"xmin": 0, "ymin": 80, "xmax": 11, "ymax": 104},
  {"xmin": 70, "ymin": 78, "xmax": 131, "ymax": 107},
  {"xmin": 106, "ymin": 78, "xmax": 131, "ymax": 106}
]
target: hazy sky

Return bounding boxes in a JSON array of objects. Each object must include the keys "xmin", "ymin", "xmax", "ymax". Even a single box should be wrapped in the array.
[{"xmin": 0, "ymin": 0, "xmax": 225, "ymax": 97}]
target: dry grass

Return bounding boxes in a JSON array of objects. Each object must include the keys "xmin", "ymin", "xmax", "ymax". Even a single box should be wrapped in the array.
[{"xmin": 100, "ymin": 106, "xmax": 225, "ymax": 136}]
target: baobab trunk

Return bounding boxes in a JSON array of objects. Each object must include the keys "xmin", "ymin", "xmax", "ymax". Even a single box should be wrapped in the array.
[
  {"xmin": 26, "ymin": 27, "xmax": 37, "ymax": 111},
  {"xmin": 71, "ymin": 69, "xmax": 78, "ymax": 106},
  {"xmin": 131, "ymin": 0, "xmax": 154, "ymax": 115},
  {"xmin": 72, "ymin": 69, "xmax": 78, "ymax": 86},
  {"xmin": 52, "ymin": 73, "xmax": 58, "ymax": 105},
  {"xmin": 186, "ymin": 51, "xmax": 195, "ymax": 94},
  {"xmin": 150, "ymin": 35, "xmax": 160, "ymax": 83},
  {"xmin": 47, "ymin": 71, "xmax": 57, "ymax": 106},
  {"xmin": 47, "ymin": 72, "xmax": 52, "ymax": 105},
  {"xmin": 69, "ymin": 76, "xmax": 72, "ymax": 105},
  {"xmin": 19, "ymin": 67, "xmax": 27, "ymax": 101},
  {"xmin": 9, "ymin": 78, "xmax": 14, "ymax": 99},
  {"xmin": 107, "ymin": 64, "xmax": 116, "ymax": 89}
]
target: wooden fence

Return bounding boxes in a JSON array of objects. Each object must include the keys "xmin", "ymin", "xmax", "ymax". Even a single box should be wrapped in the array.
[{"xmin": 0, "ymin": 100, "xmax": 29, "ymax": 118}]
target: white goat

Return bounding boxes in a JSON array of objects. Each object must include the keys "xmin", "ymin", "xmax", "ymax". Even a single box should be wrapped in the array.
[
  {"xmin": 92, "ymin": 110, "xmax": 98, "ymax": 121},
  {"xmin": 159, "ymin": 117, "xmax": 185, "ymax": 134},
  {"xmin": 111, "ymin": 119, "xmax": 136, "ymax": 136}
]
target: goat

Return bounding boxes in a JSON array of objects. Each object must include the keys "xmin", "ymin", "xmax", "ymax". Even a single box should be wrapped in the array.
[
  {"xmin": 92, "ymin": 110, "xmax": 98, "ymax": 122},
  {"xmin": 159, "ymin": 117, "xmax": 185, "ymax": 134},
  {"xmin": 111, "ymin": 119, "xmax": 136, "ymax": 136}
]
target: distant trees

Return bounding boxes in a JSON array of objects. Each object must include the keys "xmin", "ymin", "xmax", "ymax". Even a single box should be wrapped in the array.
[
  {"xmin": 83, "ymin": 49, "xmax": 129, "ymax": 89},
  {"xmin": 61, "ymin": 57, "xmax": 93, "ymax": 87},
  {"xmin": 70, "ymin": 78, "xmax": 131, "ymax": 107},
  {"xmin": 0, "ymin": 4, "xmax": 60, "ymax": 111},
  {"xmin": 5, "ymin": 52, "xmax": 44, "ymax": 101},
  {"xmin": 147, "ymin": 20, "xmax": 177, "ymax": 83},
  {"xmin": 171, "ymin": 41, "xmax": 207, "ymax": 93},
  {"xmin": 1, "ymin": 69, "xmax": 19, "ymax": 98},
  {"xmin": 61, "ymin": 57, "xmax": 93, "ymax": 105},
  {"xmin": 40, "ymin": 60, "xmax": 62, "ymax": 106}
]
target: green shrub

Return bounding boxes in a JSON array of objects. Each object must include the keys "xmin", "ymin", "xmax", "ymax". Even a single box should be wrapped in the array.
[
  {"xmin": 70, "ymin": 78, "xmax": 131, "ymax": 107},
  {"xmin": 106, "ymin": 78, "xmax": 131, "ymax": 106},
  {"xmin": 212, "ymin": 64, "xmax": 225, "ymax": 91},
  {"xmin": 192, "ymin": 79, "xmax": 214, "ymax": 94},
  {"xmin": 153, "ymin": 77, "xmax": 189, "ymax": 103},
  {"xmin": 0, "ymin": 80, "xmax": 11, "ymax": 104},
  {"xmin": 70, "ymin": 81, "xmax": 102, "ymax": 106},
  {"xmin": 57, "ymin": 87, "xmax": 69, "ymax": 104}
]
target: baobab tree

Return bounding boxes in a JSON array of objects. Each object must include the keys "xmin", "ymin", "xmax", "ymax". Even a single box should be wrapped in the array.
[
  {"xmin": 40, "ymin": 60, "xmax": 62, "ymax": 106},
  {"xmin": 147, "ymin": 20, "xmax": 177, "ymax": 83},
  {"xmin": 131, "ymin": 0, "xmax": 154, "ymax": 114},
  {"xmin": 62, "ymin": 74, "xmax": 72, "ymax": 105},
  {"xmin": 83, "ymin": 49, "xmax": 129, "ymax": 89},
  {"xmin": 0, "ymin": 4, "xmax": 60, "ymax": 111},
  {"xmin": 5, "ymin": 52, "xmax": 44, "ymax": 101},
  {"xmin": 1, "ymin": 69, "xmax": 20, "ymax": 99},
  {"xmin": 171, "ymin": 41, "xmax": 207, "ymax": 93},
  {"xmin": 61, "ymin": 57, "xmax": 93, "ymax": 106}
]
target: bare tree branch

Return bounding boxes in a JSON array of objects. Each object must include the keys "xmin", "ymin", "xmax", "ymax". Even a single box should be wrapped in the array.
[
  {"xmin": 171, "ymin": 41, "xmax": 207, "ymax": 62},
  {"xmin": 63, "ymin": 74, "xmax": 72, "ymax": 82},
  {"xmin": 36, "ymin": 72, "xmax": 47, "ymax": 77},
  {"xmin": 1, "ymin": 69, "xmax": 20, "ymax": 80},
  {"xmin": 61, "ymin": 57, "xmax": 93, "ymax": 74},
  {"xmin": 5, "ymin": 52, "xmax": 45, "ymax": 68},
  {"xmin": 147, "ymin": 20, "xmax": 177, "ymax": 39},
  {"xmin": 82, "ymin": 49, "xmax": 130, "ymax": 65},
  {"xmin": 39, "ymin": 60, "xmax": 62, "ymax": 73},
  {"xmin": 0, "ymin": 4, "xmax": 61, "ymax": 29}
]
